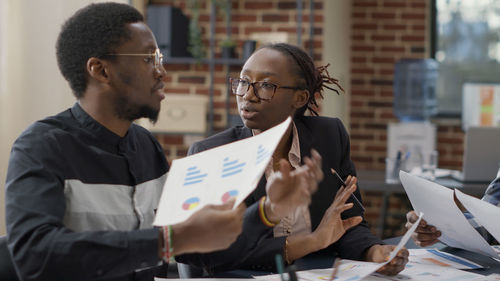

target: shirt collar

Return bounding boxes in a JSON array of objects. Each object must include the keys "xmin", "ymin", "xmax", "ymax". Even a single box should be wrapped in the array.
[{"xmin": 70, "ymin": 102, "xmax": 125, "ymax": 147}]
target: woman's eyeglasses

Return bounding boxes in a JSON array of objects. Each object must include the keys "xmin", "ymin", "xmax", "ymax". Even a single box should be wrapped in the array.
[{"xmin": 230, "ymin": 78, "xmax": 304, "ymax": 101}]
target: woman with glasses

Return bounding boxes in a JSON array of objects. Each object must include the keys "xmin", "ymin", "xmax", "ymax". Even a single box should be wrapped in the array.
[{"xmin": 177, "ymin": 43, "xmax": 408, "ymax": 276}]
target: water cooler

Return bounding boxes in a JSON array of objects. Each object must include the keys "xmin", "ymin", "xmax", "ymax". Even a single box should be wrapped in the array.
[{"xmin": 388, "ymin": 59, "xmax": 439, "ymax": 171}]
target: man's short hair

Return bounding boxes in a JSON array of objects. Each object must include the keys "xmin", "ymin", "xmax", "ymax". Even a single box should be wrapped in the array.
[{"xmin": 56, "ymin": 2, "xmax": 144, "ymax": 98}]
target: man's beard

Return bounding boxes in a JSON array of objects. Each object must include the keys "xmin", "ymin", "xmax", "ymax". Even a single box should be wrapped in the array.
[{"xmin": 115, "ymin": 95, "xmax": 159, "ymax": 124}]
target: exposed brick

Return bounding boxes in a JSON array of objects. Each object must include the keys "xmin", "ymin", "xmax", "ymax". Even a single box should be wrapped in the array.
[
  {"xmin": 352, "ymin": 23, "xmax": 378, "ymax": 30},
  {"xmin": 244, "ymin": 27, "xmax": 272, "ymax": 34},
  {"xmin": 262, "ymin": 14, "xmax": 289, "ymax": 22},
  {"xmin": 437, "ymin": 137, "xmax": 463, "ymax": 145},
  {"xmin": 352, "ymin": 45, "xmax": 376, "ymax": 52},
  {"xmin": 304, "ymin": 40, "xmax": 322, "ymax": 49},
  {"xmin": 365, "ymin": 123, "xmax": 387, "ymax": 130},
  {"xmin": 372, "ymin": 57, "xmax": 396, "ymax": 64},
  {"xmin": 314, "ymin": 27, "xmax": 323, "ymax": 35},
  {"xmin": 351, "ymin": 89, "xmax": 375, "ymax": 96},
  {"xmin": 371, "ymin": 34, "xmax": 396, "ymax": 41},
  {"xmin": 165, "ymin": 87, "xmax": 190, "ymax": 94},
  {"xmin": 352, "ymin": 12, "xmax": 366, "ymax": 19},
  {"xmin": 277, "ymin": 27, "xmax": 302, "ymax": 34},
  {"xmin": 353, "ymin": 1, "xmax": 378, "ymax": 8},
  {"xmin": 383, "ymin": 1, "xmax": 407, "ymax": 8},
  {"xmin": 244, "ymin": 2, "xmax": 273, "ymax": 9},
  {"xmin": 351, "ymin": 57, "xmax": 367, "ymax": 63},
  {"xmin": 351, "ymin": 79, "xmax": 366, "ymax": 86},
  {"xmin": 164, "ymin": 64, "xmax": 191, "ymax": 71},
  {"xmin": 303, "ymin": 14, "xmax": 324, "ymax": 23},
  {"xmin": 383, "ymin": 24, "xmax": 406, "ymax": 31},
  {"xmin": 176, "ymin": 148, "xmax": 188, "ymax": 157},
  {"xmin": 178, "ymin": 76, "xmax": 206, "ymax": 84},
  {"xmin": 352, "ymin": 68, "xmax": 375, "ymax": 75},
  {"xmin": 412, "ymin": 24, "xmax": 426, "ymax": 31},
  {"xmin": 411, "ymin": 46, "xmax": 426, "ymax": 53},
  {"xmin": 370, "ymin": 79, "xmax": 393, "ymax": 86},
  {"xmin": 401, "ymin": 13, "xmax": 426, "ymax": 20},
  {"xmin": 161, "ymin": 135, "xmax": 184, "ymax": 145},
  {"xmin": 232, "ymin": 14, "xmax": 257, "ymax": 22},
  {"xmin": 277, "ymin": 1, "xmax": 296, "ymax": 9},
  {"xmin": 351, "ymin": 34, "xmax": 365, "ymax": 41},
  {"xmin": 368, "ymin": 101, "xmax": 393, "ymax": 107},
  {"xmin": 351, "ymin": 111, "xmax": 375, "ymax": 118},
  {"xmin": 195, "ymin": 89, "xmax": 222, "ymax": 96},
  {"xmin": 410, "ymin": 2, "xmax": 426, "ymax": 8},
  {"xmin": 372, "ymin": 12, "xmax": 396, "ymax": 20},
  {"xmin": 380, "ymin": 46, "xmax": 405, "ymax": 53},
  {"xmin": 401, "ymin": 35, "xmax": 425, "ymax": 42}
]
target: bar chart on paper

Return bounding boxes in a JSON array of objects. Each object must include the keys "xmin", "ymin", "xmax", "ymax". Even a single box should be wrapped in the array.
[{"xmin": 153, "ymin": 117, "xmax": 292, "ymax": 226}]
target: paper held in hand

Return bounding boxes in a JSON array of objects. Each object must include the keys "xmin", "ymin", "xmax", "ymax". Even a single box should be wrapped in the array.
[
  {"xmin": 153, "ymin": 117, "xmax": 292, "ymax": 226},
  {"xmin": 399, "ymin": 170, "xmax": 500, "ymax": 259}
]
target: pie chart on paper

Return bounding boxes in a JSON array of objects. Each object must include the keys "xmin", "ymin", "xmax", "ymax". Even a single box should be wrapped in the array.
[
  {"xmin": 182, "ymin": 197, "xmax": 200, "ymax": 210},
  {"xmin": 221, "ymin": 190, "xmax": 239, "ymax": 203}
]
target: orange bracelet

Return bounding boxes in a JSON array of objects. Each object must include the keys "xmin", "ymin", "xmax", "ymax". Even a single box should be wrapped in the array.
[
  {"xmin": 284, "ymin": 237, "xmax": 291, "ymax": 264},
  {"xmin": 258, "ymin": 196, "xmax": 278, "ymax": 227}
]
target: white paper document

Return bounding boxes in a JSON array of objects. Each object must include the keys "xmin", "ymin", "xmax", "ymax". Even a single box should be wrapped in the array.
[
  {"xmin": 153, "ymin": 117, "xmax": 291, "ymax": 226},
  {"xmin": 408, "ymin": 248, "xmax": 483, "ymax": 270},
  {"xmin": 455, "ymin": 189, "xmax": 500, "ymax": 245},
  {"xmin": 399, "ymin": 171, "xmax": 499, "ymax": 258},
  {"xmin": 366, "ymin": 263, "xmax": 483, "ymax": 281}
]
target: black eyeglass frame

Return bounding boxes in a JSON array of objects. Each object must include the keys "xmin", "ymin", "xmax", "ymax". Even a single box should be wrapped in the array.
[{"xmin": 229, "ymin": 78, "xmax": 305, "ymax": 101}]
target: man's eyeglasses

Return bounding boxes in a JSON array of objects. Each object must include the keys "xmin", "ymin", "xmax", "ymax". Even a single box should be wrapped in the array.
[
  {"xmin": 230, "ymin": 78, "xmax": 304, "ymax": 101},
  {"xmin": 104, "ymin": 48, "xmax": 164, "ymax": 69}
]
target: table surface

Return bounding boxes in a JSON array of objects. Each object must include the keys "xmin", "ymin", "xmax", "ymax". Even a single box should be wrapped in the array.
[
  {"xmin": 215, "ymin": 237, "xmax": 500, "ymax": 278},
  {"xmin": 356, "ymin": 169, "xmax": 488, "ymax": 197}
]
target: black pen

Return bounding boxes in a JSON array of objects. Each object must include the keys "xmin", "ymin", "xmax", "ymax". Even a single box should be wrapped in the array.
[{"xmin": 331, "ymin": 169, "xmax": 365, "ymax": 213}]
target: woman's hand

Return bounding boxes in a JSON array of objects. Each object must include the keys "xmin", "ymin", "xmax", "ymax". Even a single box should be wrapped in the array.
[{"xmin": 311, "ymin": 174, "xmax": 363, "ymax": 249}]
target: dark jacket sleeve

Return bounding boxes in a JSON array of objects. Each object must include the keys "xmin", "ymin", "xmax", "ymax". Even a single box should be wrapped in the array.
[
  {"xmin": 5, "ymin": 132, "xmax": 160, "ymax": 281},
  {"xmin": 327, "ymin": 118, "xmax": 383, "ymax": 259},
  {"xmin": 175, "ymin": 202, "xmax": 274, "ymax": 274}
]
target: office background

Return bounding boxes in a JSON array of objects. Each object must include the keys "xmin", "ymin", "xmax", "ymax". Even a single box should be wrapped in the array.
[{"xmin": 0, "ymin": 0, "xmax": 466, "ymax": 237}]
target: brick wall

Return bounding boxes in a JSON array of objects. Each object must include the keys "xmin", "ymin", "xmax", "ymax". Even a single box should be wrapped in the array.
[
  {"xmin": 350, "ymin": 0, "xmax": 464, "ymax": 171},
  {"xmin": 148, "ymin": 0, "xmax": 465, "ymax": 239},
  {"xmin": 149, "ymin": 0, "xmax": 324, "ymax": 164},
  {"xmin": 350, "ymin": 0, "xmax": 466, "ymax": 237}
]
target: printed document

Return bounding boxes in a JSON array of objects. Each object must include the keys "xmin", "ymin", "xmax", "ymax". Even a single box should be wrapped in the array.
[
  {"xmin": 399, "ymin": 171, "xmax": 499, "ymax": 258},
  {"xmin": 154, "ymin": 117, "xmax": 291, "ymax": 226}
]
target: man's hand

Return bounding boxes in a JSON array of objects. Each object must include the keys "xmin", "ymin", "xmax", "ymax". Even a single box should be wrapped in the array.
[
  {"xmin": 170, "ymin": 199, "xmax": 246, "ymax": 255},
  {"xmin": 405, "ymin": 210, "xmax": 441, "ymax": 247},
  {"xmin": 311, "ymin": 175, "xmax": 363, "ymax": 249},
  {"xmin": 365, "ymin": 244, "xmax": 409, "ymax": 276},
  {"xmin": 264, "ymin": 149, "xmax": 324, "ymax": 222}
]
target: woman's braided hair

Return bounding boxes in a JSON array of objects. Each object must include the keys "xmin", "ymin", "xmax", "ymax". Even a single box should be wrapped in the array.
[{"xmin": 262, "ymin": 43, "xmax": 344, "ymax": 116}]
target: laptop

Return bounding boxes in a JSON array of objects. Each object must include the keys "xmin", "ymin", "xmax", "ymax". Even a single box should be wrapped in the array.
[{"xmin": 452, "ymin": 126, "xmax": 500, "ymax": 183}]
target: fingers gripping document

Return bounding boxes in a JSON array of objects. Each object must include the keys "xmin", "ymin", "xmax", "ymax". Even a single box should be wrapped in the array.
[
  {"xmin": 153, "ymin": 117, "xmax": 291, "ymax": 226},
  {"xmin": 399, "ymin": 171, "xmax": 500, "ymax": 258}
]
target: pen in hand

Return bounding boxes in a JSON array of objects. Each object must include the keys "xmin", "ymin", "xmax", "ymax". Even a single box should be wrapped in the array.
[{"xmin": 331, "ymin": 169, "xmax": 365, "ymax": 213}]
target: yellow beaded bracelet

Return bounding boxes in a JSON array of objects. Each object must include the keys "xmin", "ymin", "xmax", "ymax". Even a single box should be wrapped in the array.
[{"xmin": 259, "ymin": 196, "xmax": 278, "ymax": 227}]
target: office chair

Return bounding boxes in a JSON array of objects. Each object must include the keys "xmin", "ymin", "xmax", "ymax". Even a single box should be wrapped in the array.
[{"xmin": 0, "ymin": 236, "xmax": 20, "ymax": 281}]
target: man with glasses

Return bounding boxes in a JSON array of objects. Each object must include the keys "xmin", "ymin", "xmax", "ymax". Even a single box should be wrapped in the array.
[{"xmin": 4, "ymin": 3, "xmax": 322, "ymax": 281}]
